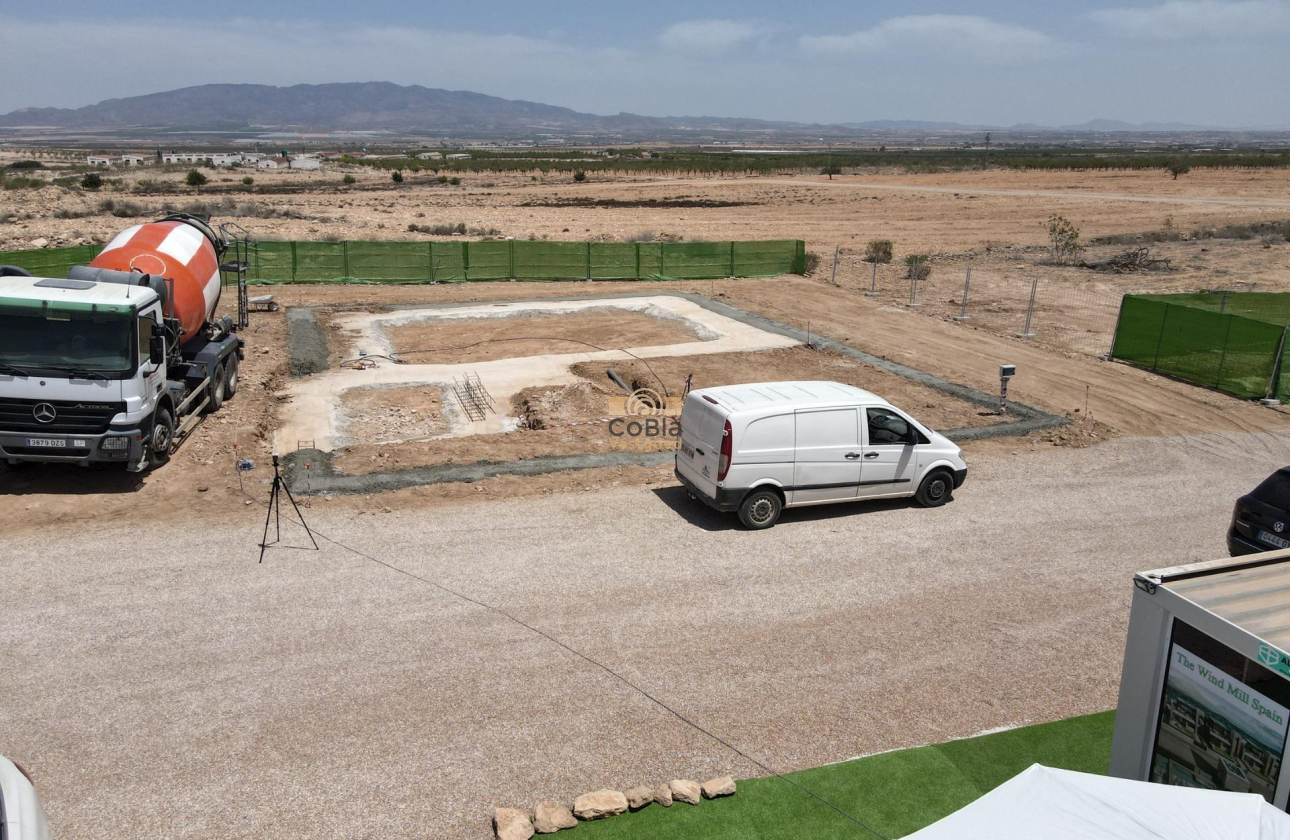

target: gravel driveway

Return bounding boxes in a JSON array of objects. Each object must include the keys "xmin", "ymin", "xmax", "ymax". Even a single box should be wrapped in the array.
[{"xmin": 3, "ymin": 430, "xmax": 1288, "ymax": 839}]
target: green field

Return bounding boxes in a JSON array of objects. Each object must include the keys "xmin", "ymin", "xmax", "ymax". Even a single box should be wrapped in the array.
[{"xmin": 568, "ymin": 711, "xmax": 1115, "ymax": 840}]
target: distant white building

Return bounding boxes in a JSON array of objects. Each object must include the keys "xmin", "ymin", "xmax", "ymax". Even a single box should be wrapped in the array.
[
  {"xmin": 86, "ymin": 155, "xmax": 115, "ymax": 167},
  {"xmin": 211, "ymin": 153, "xmax": 243, "ymax": 167},
  {"xmin": 257, "ymin": 156, "xmax": 290, "ymax": 170},
  {"xmin": 445, "ymin": 153, "xmax": 470, "ymax": 160},
  {"xmin": 161, "ymin": 152, "xmax": 207, "ymax": 165},
  {"xmin": 416, "ymin": 151, "xmax": 442, "ymax": 160},
  {"xmin": 289, "ymin": 157, "xmax": 321, "ymax": 171},
  {"xmin": 120, "ymin": 154, "xmax": 151, "ymax": 166}
]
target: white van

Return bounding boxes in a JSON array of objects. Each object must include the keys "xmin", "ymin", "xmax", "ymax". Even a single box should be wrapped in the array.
[
  {"xmin": 674, "ymin": 381, "xmax": 967, "ymax": 529},
  {"xmin": 1, "ymin": 755, "xmax": 52, "ymax": 840}
]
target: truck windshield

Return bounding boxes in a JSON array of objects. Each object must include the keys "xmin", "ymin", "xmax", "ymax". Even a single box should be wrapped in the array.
[{"xmin": 0, "ymin": 311, "xmax": 135, "ymax": 377}]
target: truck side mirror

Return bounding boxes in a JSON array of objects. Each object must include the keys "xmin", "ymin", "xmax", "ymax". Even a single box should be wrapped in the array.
[{"xmin": 149, "ymin": 335, "xmax": 164, "ymax": 366}]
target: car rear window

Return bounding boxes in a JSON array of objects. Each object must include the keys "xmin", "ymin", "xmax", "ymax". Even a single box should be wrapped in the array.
[{"xmin": 1253, "ymin": 471, "xmax": 1290, "ymax": 510}]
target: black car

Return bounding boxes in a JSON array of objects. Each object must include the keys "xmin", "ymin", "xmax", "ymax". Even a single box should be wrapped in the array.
[{"xmin": 1229, "ymin": 467, "xmax": 1290, "ymax": 555}]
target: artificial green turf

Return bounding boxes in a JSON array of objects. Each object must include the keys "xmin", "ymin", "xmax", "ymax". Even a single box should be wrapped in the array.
[{"xmin": 568, "ymin": 711, "xmax": 1115, "ymax": 840}]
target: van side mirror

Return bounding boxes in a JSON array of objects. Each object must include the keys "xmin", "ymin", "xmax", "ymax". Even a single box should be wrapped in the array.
[{"xmin": 149, "ymin": 335, "xmax": 164, "ymax": 366}]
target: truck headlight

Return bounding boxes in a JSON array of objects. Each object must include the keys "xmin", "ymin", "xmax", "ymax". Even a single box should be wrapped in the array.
[{"xmin": 99, "ymin": 437, "xmax": 129, "ymax": 451}]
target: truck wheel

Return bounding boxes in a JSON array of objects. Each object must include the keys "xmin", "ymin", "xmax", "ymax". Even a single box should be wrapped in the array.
[
  {"xmin": 206, "ymin": 363, "xmax": 226, "ymax": 413},
  {"xmin": 915, "ymin": 469, "xmax": 953, "ymax": 507},
  {"xmin": 738, "ymin": 489, "xmax": 783, "ymax": 530},
  {"xmin": 145, "ymin": 408, "xmax": 175, "ymax": 471},
  {"xmin": 222, "ymin": 355, "xmax": 239, "ymax": 401}
]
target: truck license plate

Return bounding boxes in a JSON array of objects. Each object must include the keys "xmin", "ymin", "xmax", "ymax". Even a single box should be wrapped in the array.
[
  {"xmin": 1259, "ymin": 530, "xmax": 1290, "ymax": 550},
  {"xmin": 681, "ymin": 442, "xmax": 695, "ymax": 458},
  {"xmin": 25, "ymin": 438, "xmax": 66, "ymax": 448}
]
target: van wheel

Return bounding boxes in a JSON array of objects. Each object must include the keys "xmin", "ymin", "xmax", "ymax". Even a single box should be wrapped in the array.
[
  {"xmin": 206, "ymin": 363, "xmax": 226, "ymax": 413},
  {"xmin": 739, "ymin": 489, "xmax": 783, "ymax": 530},
  {"xmin": 145, "ymin": 407, "xmax": 175, "ymax": 471},
  {"xmin": 915, "ymin": 470, "xmax": 953, "ymax": 507},
  {"xmin": 223, "ymin": 355, "xmax": 239, "ymax": 401}
]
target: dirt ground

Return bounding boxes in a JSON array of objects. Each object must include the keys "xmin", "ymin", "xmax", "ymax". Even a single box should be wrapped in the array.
[
  {"xmin": 5, "ymin": 164, "xmax": 1290, "ymax": 254},
  {"xmin": 330, "ymin": 345, "xmax": 1013, "ymax": 475},
  {"xmin": 336, "ymin": 385, "xmax": 447, "ymax": 447},
  {"xmin": 2, "ymin": 165, "xmax": 1290, "ymax": 538},
  {"xmin": 387, "ymin": 309, "xmax": 706, "ymax": 362}
]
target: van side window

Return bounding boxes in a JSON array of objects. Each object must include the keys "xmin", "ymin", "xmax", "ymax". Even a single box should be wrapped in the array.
[{"xmin": 867, "ymin": 408, "xmax": 912, "ymax": 445}]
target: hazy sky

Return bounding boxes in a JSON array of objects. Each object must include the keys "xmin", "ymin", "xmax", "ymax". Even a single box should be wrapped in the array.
[{"xmin": 2, "ymin": 0, "xmax": 1287, "ymax": 126}]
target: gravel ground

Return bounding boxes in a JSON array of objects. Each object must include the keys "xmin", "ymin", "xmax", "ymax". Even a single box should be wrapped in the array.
[{"xmin": 4, "ymin": 429, "xmax": 1289, "ymax": 839}]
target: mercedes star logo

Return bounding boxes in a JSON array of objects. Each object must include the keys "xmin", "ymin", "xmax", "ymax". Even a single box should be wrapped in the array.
[{"xmin": 32, "ymin": 403, "xmax": 57, "ymax": 424}]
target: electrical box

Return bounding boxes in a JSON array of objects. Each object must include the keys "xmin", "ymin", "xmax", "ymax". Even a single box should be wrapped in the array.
[{"xmin": 1000, "ymin": 364, "xmax": 1016, "ymax": 380}]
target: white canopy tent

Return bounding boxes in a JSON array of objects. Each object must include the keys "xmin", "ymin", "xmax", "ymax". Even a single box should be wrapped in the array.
[{"xmin": 903, "ymin": 765, "xmax": 1290, "ymax": 840}]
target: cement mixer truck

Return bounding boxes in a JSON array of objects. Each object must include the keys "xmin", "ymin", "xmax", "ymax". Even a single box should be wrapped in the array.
[{"xmin": 0, "ymin": 214, "xmax": 247, "ymax": 471}]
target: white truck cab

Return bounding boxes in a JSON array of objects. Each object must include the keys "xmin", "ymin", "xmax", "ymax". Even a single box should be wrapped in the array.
[
  {"xmin": 0, "ymin": 271, "xmax": 239, "ymax": 471},
  {"xmin": 674, "ymin": 381, "xmax": 968, "ymax": 529}
]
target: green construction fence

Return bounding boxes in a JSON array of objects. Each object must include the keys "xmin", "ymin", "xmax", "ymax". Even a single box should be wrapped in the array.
[
  {"xmin": 1111, "ymin": 293, "xmax": 1290, "ymax": 401},
  {"xmin": 0, "ymin": 239, "xmax": 807, "ymax": 284}
]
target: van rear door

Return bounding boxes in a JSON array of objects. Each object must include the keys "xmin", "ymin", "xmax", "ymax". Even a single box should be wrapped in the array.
[{"xmin": 677, "ymin": 392, "xmax": 727, "ymax": 498}]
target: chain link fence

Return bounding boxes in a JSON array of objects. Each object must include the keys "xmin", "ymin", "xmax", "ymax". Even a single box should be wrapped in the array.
[{"xmin": 833, "ymin": 252, "xmax": 1134, "ymax": 357}]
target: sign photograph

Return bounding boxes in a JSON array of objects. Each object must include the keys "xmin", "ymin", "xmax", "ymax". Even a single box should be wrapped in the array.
[{"xmin": 1151, "ymin": 623, "xmax": 1290, "ymax": 802}]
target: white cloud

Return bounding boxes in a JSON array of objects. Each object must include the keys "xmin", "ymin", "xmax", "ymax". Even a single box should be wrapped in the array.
[
  {"xmin": 800, "ymin": 14, "xmax": 1052, "ymax": 59},
  {"xmin": 659, "ymin": 19, "xmax": 776, "ymax": 52},
  {"xmin": 1088, "ymin": 0, "xmax": 1290, "ymax": 39}
]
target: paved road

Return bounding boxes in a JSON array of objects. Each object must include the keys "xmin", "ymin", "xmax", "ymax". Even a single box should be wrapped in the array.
[
  {"xmin": 763, "ymin": 178, "xmax": 1290, "ymax": 209},
  {"xmin": 3, "ymin": 430, "xmax": 1288, "ymax": 839}
]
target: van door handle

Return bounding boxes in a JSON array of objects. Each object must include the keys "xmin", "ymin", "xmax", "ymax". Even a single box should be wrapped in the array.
[
  {"xmin": 864, "ymin": 452, "xmax": 879, "ymax": 459},
  {"xmin": 695, "ymin": 448, "xmax": 705, "ymax": 456},
  {"xmin": 845, "ymin": 452, "xmax": 861, "ymax": 459}
]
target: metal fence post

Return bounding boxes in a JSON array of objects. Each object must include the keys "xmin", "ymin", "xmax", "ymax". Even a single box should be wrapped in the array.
[
  {"xmin": 830, "ymin": 246, "xmax": 839, "ymax": 286},
  {"xmin": 954, "ymin": 266, "xmax": 972, "ymax": 321},
  {"xmin": 290, "ymin": 241, "xmax": 298, "ymax": 283},
  {"xmin": 1220, "ymin": 289, "xmax": 1230, "ymax": 314},
  {"xmin": 586, "ymin": 241, "xmax": 592, "ymax": 280},
  {"xmin": 1215, "ymin": 314, "xmax": 1235, "ymax": 389},
  {"xmin": 865, "ymin": 260, "xmax": 879, "ymax": 296},
  {"xmin": 1105, "ymin": 295, "xmax": 1127, "ymax": 360},
  {"xmin": 907, "ymin": 258, "xmax": 922, "ymax": 307},
  {"xmin": 1153, "ymin": 304, "xmax": 1170, "ymax": 371},
  {"xmin": 730, "ymin": 241, "xmax": 737, "ymax": 278},
  {"xmin": 1265, "ymin": 325, "xmax": 1289, "ymax": 404},
  {"xmin": 508, "ymin": 239, "xmax": 515, "ymax": 279},
  {"xmin": 1016, "ymin": 277, "xmax": 1038, "ymax": 338}
]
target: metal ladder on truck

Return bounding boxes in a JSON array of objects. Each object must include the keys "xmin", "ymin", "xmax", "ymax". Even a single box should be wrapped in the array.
[{"xmin": 218, "ymin": 221, "xmax": 253, "ymax": 329}]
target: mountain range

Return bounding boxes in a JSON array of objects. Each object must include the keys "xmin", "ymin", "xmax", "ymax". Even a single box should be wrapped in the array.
[{"xmin": 0, "ymin": 82, "xmax": 1240, "ymax": 136}]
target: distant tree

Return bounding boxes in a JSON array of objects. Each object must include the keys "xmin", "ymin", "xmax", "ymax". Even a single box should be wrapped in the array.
[
  {"xmin": 343, "ymin": 174, "xmax": 356, "ymax": 184},
  {"xmin": 391, "ymin": 170, "xmax": 404, "ymax": 184},
  {"xmin": 905, "ymin": 254, "xmax": 933, "ymax": 280},
  {"xmin": 1165, "ymin": 161, "xmax": 1191, "ymax": 180},
  {"xmin": 436, "ymin": 175, "xmax": 448, "ymax": 184},
  {"xmin": 821, "ymin": 165, "xmax": 842, "ymax": 180},
  {"xmin": 241, "ymin": 176, "xmax": 254, "ymax": 186},
  {"xmin": 864, "ymin": 239, "xmax": 894, "ymax": 264},
  {"xmin": 1044, "ymin": 214, "xmax": 1083, "ymax": 263},
  {"xmin": 185, "ymin": 169, "xmax": 207, "ymax": 188},
  {"xmin": 449, "ymin": 176, "xmax": 461, "ymax": 186},
  {"xmin": 80, "ymin": 172, "xmax": 103, "ymax": 190},
  {"xmin": 573, "ymin": 170, "xmax": 587, "ymax": 182},
  {"xmin": 9, "ymin": 160, "xmax": 43, "ymax": 170}
]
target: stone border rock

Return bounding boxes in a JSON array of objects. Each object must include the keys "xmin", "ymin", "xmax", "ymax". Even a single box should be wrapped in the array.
[{"xmin": 495, "ymin": 775, "xmax": 736, "ymax": 837}]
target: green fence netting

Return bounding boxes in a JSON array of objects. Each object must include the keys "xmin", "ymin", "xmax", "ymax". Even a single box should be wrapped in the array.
[
  {"xmin": 1112, "ymin": 294, "xmax": 1290, "ymax": 400},
  {"xmin": 0, "ymin": 239, "xmax": 804, "ymax": 284},
  {"xmin": 0, "ymin": 244, "xmax": 104, "ymax": 277}
]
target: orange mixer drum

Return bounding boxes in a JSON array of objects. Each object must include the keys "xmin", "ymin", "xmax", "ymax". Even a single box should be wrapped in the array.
[{"xmin": 90, "ymin": 219, "xmax": 222, "ymax": 345}]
